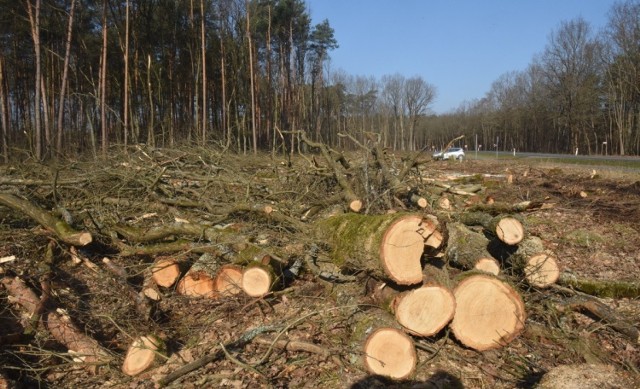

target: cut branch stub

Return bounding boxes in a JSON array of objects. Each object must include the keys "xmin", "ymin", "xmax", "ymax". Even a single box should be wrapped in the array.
[
  {"xmin": 122, "ymin": 335, "xmax": 166, "ymax": 376},
  {"xmin": 450, "ymin": 274, "xmax": 526, "ymax": 351},
  {"xmin": 393, "ymin": 285, "xmax": 456, "ymax": 337},
  {"xmin": 474, "ymin": 257, "xmax": 501, "ymax": 275},
  {"xmin": 363, "ymin": 327, "xmax": 417, "ymax": 380},
  {"xmin": 445, "ymin": 222, "xmax": 498, "ymax": 272}
]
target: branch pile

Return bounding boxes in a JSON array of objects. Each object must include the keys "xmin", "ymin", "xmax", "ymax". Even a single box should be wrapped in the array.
[{"xmin": 0, "ymin": 142, "xmax": 638, "ymax": 387}]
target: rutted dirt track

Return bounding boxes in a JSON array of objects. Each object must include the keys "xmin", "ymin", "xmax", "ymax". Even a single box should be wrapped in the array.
[{"xmin": 0, "ymin": 146, "xmax": 638, "ymax": 388}]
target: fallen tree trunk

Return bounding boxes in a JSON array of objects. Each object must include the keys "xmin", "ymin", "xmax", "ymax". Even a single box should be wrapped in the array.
[
  {"xmin": 316, "ymin": 213, "xmax": 435, "ymax": 285},
  {"xmin": 1, "ymin": 277, "xmax": 112, "ymax": 369},
  {"xmin": 558, "ymin": 272, "xmax": 640, "ymax": 299},
  {"xmin": 450, "ymin": 274, "xmax": 526, "ymax": 351},
  {"xmin": 0, "ymin": 193, "xmax": 92, "ymax": 246}
]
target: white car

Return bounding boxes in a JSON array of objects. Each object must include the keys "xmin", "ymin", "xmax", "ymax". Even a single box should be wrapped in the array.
[{"xmin": 433, "ymin": 147, "xmax": 465, "ymax": 160}]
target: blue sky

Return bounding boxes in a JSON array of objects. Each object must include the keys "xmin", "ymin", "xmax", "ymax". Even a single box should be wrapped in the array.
[{"xmin": 305, "ymin": 0, "xmax": 617, "ymax": 114}]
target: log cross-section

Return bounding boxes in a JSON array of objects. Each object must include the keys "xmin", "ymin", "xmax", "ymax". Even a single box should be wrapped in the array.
[{"xmin": 450, "ymin": 274, "xmax": 526, "ymax": 351}]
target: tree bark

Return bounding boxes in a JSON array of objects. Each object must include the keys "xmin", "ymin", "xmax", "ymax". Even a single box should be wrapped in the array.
[
  {"xmin": 0, "ymin": 193, "xmax": 92, "ymax": 246},
  {"xmin": 316, "ymin": 213, "xmax": 435, "ymax": 285},
  {"xmin": 176, "ymin": 253, "xmax": 219, "ymax": 298},
  {"xmin": 459, "ymin": 212, "xmax": 525, "ymax": 245},
  {"xmin": 450, "ymin": 274, "xmax": 526, "ymax": 351},
  {"xmin": 509, "ymin": 236, "xmax": 560, "ymax": 288},
  {"xmin": 56, "ymin": 0, "xmax": 75, "ymax": 154},
  {"xmin": 445, "ymin": 222, "xmax": 499, "ymax": 273}
]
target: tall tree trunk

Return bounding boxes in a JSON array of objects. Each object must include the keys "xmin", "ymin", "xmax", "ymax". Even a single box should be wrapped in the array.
[
  {"xmin": 100, "ymin": 0, "xmax": 108, "ymax": 157},
  {"xmin": 147, "ymin": 55, "xmax": 154, "ymax": 146},
  {"xmin": 123, "ymin": 0, "xmax": 129, "ymax": 149},
  {"xmin": 56, "ymin": 0, "xmax": 75, "ymax": 156},
  {"xmin": 246, "ymin": 1, "xmax": 257, "ymax": 154},
  {"xmin": 199, "ymin": 0, "xmax": 207, "ymax": 146},
  {"xmin": 26, "ymin": 0, "xmax": 42, "ymax": 160},
  {"xmin": 0, "ymin": 56, "xmax": 8, "ymax": 163}
]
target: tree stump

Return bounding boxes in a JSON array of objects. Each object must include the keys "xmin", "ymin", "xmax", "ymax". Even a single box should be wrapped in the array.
[
  {"xmin": 317, "ymin": 213, "xmax": 435, "ymax": 285},
  {"xmin": 393, "ymin": 285, "xmax": 456, "ymax": 337},
  {"xmin": 450, "ymin": 274, "xmax": 526, "ymax": 351},
  {"xmin": 122, "ymin": 335, "xmax": 167, "ymax": 376}
]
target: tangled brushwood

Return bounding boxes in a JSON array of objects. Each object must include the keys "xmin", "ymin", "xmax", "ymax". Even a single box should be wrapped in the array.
[{"xmin": 1, "ymin": 140, "xmax": 639, "ymax": 388}]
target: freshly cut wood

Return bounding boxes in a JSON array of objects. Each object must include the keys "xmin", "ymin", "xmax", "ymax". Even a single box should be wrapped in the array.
[
  {"xmin": 393, "ymin": 285, "xmax": 456, "ymax": 337},
  {"xmin": 122, "ymin": 335, "xmax": 166, "ymax": 376},
  {"xmin": 2, "ymin": 276, "xmax": 112, "ymax": 367},
  {"xmin": 241, "ymin": 256, "xmax": 284, "ymax": 297},
  {"xmin": 317, "ymin": 213, "xmax": 435, "ymax": 285},
  {"xmin": 450, "ymin": 274, "xmax": 526, "ymax": 351},
  {"xmin": 214, "ymin": 264, "xmax": 243, "ymax": 296},
  {"xmin": 525, "ymin": 253, "xmax": 560, "ymax": 288},
  {"xmin": 176, "ymin": 254, "xmax": 218, "ymax": 298},
  {"xmin": 445, "ymin": 222, "xmax": 498, "ymax": 272},
  {"xmin": 0, "ymin": 193, "xmax": 92, "ymax": 246},
  {"xmin": 363, "ymin": 328, "xmax": 416, "ymax": 379},
  {"xmin": 510, "ymin": 236, "xmax": 559, "ymax": 288},
  {"xmin": 474, "ymin": 257, "xmax": 501, "ymax": 275},
  {"xmin": 459, "ymin": 212, "xmax": 524, "ymax": 245},
  {"xmin": 151, "ymin": 257, "xmax": 181, "ymax": 287}
]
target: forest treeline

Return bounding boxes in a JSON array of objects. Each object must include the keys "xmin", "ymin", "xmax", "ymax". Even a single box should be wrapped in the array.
[{"xmin": 0, "ymin": 0, "xmax": 639, "ymax": 162}]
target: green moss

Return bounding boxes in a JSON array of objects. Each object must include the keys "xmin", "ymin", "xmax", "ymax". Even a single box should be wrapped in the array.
[
  {"xmin": 453, "ymin": 173, "xmax": 484, "ymax": 185},
  {"xmin": 564, "ymin": 229, "xmax": 604, "ymax": 248}
]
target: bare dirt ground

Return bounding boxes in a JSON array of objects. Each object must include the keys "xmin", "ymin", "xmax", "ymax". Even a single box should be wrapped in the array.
[{"xmin": 0, "ymin": 147, "xmax": 638, "ymax": 388}]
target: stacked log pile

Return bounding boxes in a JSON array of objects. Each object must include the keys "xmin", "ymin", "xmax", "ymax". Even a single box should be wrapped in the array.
[{"xmin": 0, "ymin": 143, "xmax": 638, "ymax": 387}]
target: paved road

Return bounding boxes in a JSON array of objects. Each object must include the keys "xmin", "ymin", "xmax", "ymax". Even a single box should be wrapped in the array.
[{"xmin": 472, "ymin": 150, "xmax": 640, "ymax": 162}]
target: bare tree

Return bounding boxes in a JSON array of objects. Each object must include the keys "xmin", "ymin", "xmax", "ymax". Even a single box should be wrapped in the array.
[
  {"xmin": 381, "ymin": 74, "xmax": 405, "ymax": 150},
  {"xmin": 25, "ymin": 0, "xmax": 42, "ymax": 159},
  {"xmin": 56, "ymin": 0, "xmax": 76, "ymax": 155},
  {"xmin": 0, "ymin": 56, "xmax": 8, "ymax": 162},
  {"xmin": 404, "ymin": 76, "xmax": 436, "ymax": 151}
]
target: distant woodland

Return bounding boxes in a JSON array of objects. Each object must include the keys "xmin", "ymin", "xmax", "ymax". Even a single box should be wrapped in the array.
[{"xmin": 1, "ymin": 0, "xmax": 640, "ymax": 162}]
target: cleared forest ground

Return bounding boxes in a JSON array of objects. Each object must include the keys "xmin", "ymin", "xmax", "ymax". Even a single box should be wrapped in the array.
[{"xmin": 1, "ymin": 145, "xmax": 639, "ymax": 388}]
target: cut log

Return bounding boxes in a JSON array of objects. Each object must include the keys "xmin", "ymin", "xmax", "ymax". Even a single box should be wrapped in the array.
[
  {"xmin": 151, "ymin": 257, "xmax": 181, "ymax": 288},
  {"xmin": 2, "ymin": 277, "xmax": 112, "ymax": 368},
  {"xmin": 450, "ymin": 274, "xmax": 526, "ymax": 351},
  {"xmin": 509, "ymin": 236, "xmax": 560, "ymax": 288},
  {"xmin": 363, "ymin": 328, "xmax": 417, "ymax": 380},
  {"xmin": 241, "ymin": 255, "xmax": 284, "ymax": 297},
  {"xmin": 122, "ymin": 335, "xmax": 167, "ymax": 376},
  {"xmin": 214, "ymin": 264, "xmax": 243, "ymax": 296},
  {"xmin": 176, "ymin": 253, "xmax": 218, "ymax": 298},
  {"xmin": 445, "ymin": 222, "xmax": 499, "ymax": 272},
  {"xmin": 393, "ymin": 285, "xmax": 456, "ymax": 337},
  {"xmin": 474, "ymin": 257, "xmax": 501, "ymax": 275},
  {"xmin": 459, "ymin": 212, "xmax": 524, "ymax": 245},
  {"xmin": 316, "ymin": 213, "xmax": 435, "ymax": 285}
]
